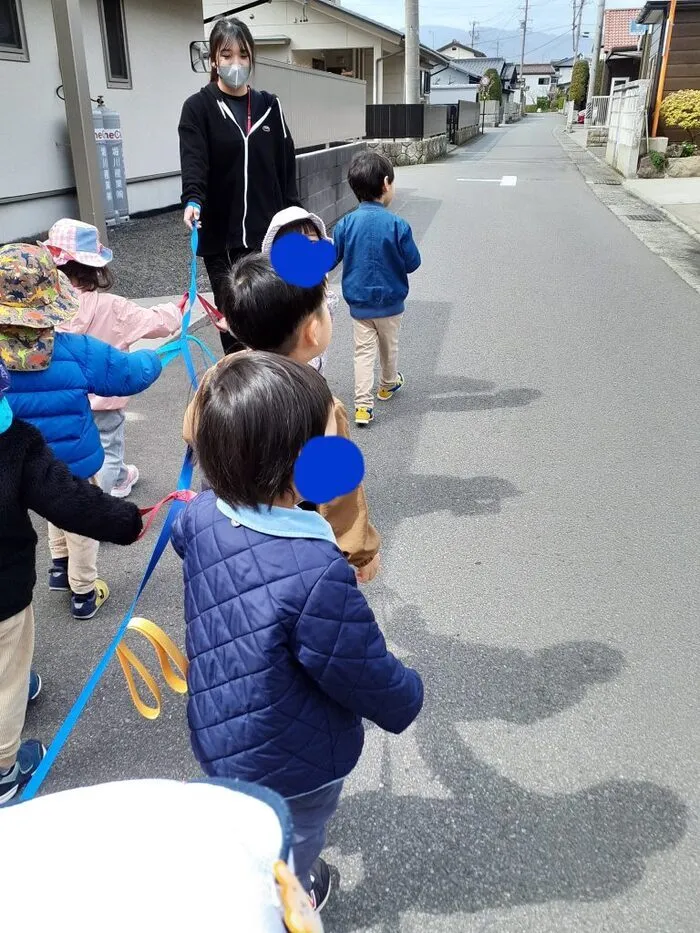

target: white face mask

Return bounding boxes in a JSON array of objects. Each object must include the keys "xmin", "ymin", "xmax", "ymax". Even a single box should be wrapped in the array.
[{"xmin": 218, "ymin": 63, "xmax": 250, "ymax": 90}]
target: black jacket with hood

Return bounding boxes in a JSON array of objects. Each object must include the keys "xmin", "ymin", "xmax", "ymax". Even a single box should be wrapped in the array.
[{"xmin": 178, "ymin": 83, "xmax": 300, "ymax": 256}]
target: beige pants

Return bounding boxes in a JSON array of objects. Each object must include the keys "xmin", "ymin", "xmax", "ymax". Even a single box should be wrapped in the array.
[
  {"xmin": 48, "ymin": 523, "xmax": 99, "ymax": 595},
  {"xmin": 353, "ymin": 315, "xmax": 402, "ymax": 409},
  {"xmin": 0, "ymin": 604, "xmax": 34, "ymax": 770}
]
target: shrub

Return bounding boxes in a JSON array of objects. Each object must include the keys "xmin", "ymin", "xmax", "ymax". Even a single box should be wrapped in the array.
[
  {"xmin": 481, "ymin": 68, "xmax": 503, "ymax": 103},
  {"xmin": 659, "ymin": 89, "xmax": 700, "ymax": 144},
  {"xmin": 648, "ymin": 150, "xmax": 667, "ymax": 172},
  {"xmin": 681, "ymin": 140, "xmax": 697, "ymax": 157},
  {"xmin": 568, "ymin": 59, "xmax": 589, "ymax": 108},
  {"xmin": 551, "ymin": 94, "xmax": 565, "ymax": 111},
  {"xmin": 536, "ymin": 96, "xmax": 550, "ymax": 110}
]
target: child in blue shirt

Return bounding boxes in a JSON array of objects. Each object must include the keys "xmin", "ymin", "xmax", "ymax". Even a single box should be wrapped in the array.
[{"xmin": 333, "ymin": 151, "xmax": 421, "ymax": 426}]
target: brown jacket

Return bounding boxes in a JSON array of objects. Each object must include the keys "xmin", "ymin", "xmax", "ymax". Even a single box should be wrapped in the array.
[{"xmin": 182, "ymin": 362, "xmax": 380, "ymax": 569}]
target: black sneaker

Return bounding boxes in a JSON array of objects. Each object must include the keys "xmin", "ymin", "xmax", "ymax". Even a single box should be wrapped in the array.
[
  {"xmin": 48, "ymin": 557, "xmax": 69, "ymax": 591},
  {"xmin": 308, "ymin": 857, "xmax": 332, "ymax": 912}
]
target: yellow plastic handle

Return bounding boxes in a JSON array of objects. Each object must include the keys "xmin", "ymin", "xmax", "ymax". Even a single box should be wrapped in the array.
[{"xmin": 116, "ymin": 617, "xmax": 189, "ymax": 720}]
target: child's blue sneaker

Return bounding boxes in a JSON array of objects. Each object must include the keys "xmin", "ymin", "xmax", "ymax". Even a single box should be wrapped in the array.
[
  {"xmin": 28, "ymin": 670, "xmax": 42, "ymax": 703},
  {"xmin": 48, "ymin": 557, "xmax": 69, "ymax": 591},
  {"xmin": 71, "ymin": 579, "xmax": 110, "ymax": 620},
  {"xmin": 377, "ymin": 372, "xmax": 404, "ymax": 401},
  {"xmin": 0, "ymin": 740, "xmax": 46, "ymax": 806}
]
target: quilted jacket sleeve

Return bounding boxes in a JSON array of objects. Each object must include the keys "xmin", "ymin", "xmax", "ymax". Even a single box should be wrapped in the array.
[
  {"xmin": 292, "ymin": 556, "xmax": 423, "ymax": 733},
  {"xmin": 80, "ymin": 334, "xmax": 162, "ymax": 399}
]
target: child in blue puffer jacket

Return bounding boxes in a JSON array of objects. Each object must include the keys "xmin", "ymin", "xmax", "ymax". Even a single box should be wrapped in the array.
[
  {"xmin": 0, "ymin": 244, "xmax": 161, "ymax": 620},
  {"xmin": 172, "ymin": 352, "xmax": 423, "ymax": 912}
]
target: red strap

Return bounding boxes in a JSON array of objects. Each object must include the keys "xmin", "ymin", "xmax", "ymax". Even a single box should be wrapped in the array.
[
  {"xmin": 179, "ymin": 291, "xmax": 226, "ymax": 329},
  {"xmin": 138, "ymin": 490, "xmax": 196, "ymax": 540}
]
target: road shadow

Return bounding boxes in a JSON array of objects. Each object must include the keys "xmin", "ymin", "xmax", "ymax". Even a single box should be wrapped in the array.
[
  {"xmin": 371, "ymin": 475, "xmax": 522, "ymax": 533},
  {"xmin": 324, "ymin": 605, "xmax": 688, "ymax": 929}
]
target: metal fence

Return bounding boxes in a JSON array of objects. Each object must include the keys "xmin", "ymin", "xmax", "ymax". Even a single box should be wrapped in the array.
[
  {"xmin": 366, "ymin": 103, "xmax": 449, "ymax": 140},
  {"xmin": 585, "ymin": 95, "xmax": 611, "ymax": 127},
  {"xmin": 252, "ymin": 56, "xmax": 366, "ymax": 150},
  {"xmin": 458, "ymin": 99, "xmax": 480, "ymax": 128}
]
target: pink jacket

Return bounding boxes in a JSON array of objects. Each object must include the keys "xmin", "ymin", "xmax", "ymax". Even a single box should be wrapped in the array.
[{"xmin": 64, "ymin": 290, "xmax": 182, "ymax": 410}]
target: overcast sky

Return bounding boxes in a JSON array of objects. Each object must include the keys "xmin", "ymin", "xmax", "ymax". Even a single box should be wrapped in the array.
[{"xmin": 342, "ymin": 0, "xmax": 638, "ymax": 37}]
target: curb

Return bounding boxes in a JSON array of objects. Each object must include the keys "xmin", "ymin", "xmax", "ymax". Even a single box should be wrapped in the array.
[{"xmin": 623, "ymin": 184, "xmax": 700, "ymax": 246}]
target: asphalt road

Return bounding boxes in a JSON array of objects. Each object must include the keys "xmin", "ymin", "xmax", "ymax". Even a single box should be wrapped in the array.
[{"xmin": 26, "ymin": 115, "xmax": 698, "ymax": 931}]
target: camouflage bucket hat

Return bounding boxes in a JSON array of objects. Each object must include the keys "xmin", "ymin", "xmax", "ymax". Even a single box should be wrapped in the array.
[{"xmin": 0, "ymin": 243, "xmax": 80, "ymax": 328}]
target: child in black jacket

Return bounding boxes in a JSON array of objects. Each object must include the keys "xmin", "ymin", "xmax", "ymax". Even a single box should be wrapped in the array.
[{"xmin": 0, "ymin": 362, "xmax": 143, "ymax": 804}]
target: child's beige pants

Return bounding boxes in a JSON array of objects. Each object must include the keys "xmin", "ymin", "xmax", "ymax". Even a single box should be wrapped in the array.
[
  {"xmin": 0, "ymin": 604, "xmax": 34, "ymax": 770},
  {"xmin": 353, "ymin": 315, "xmax": 402, "ymax": 409},
  {"xmin": 48, "ymin": 524, "xmax": 99, "ymax": 595}
]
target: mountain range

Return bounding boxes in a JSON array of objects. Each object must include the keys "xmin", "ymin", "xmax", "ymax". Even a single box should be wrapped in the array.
[{"xmin": 421, "ymin": 25, "xmax": 589, "ymax": 64}]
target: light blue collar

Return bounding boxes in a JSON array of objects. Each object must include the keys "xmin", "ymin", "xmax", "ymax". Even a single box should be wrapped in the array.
[
  {"xmin": 216, "ymin": 498, "xmax": 337, "ymax": 545},
  {"xmin": 0, "ymin": 398, "xmax": 12, "ymax": 435}
]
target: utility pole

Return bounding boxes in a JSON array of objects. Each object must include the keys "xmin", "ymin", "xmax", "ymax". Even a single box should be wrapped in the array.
[
  {"xmin": 573, "ymin": 0, "xmax": 585, "ymax": 57},
  {"xmin": 51, "ymin": 0, "xmax": 107, "ymax": 242},
  {"xmin": 586, "ymin": 0, "xmax": 605, "ymax": 106},
  {"xmin": 519, "ymin": 0, "xmax": 529, "ymax": 106},
  {"xmin": 404, "ymin": 0, "xmax": 421, "ymax": 104},
  {"xmin": 470, "ymin": 20, "xmax": 479, "ymax": 47},
  {"xmin": 495, "ymin": 38, "xmax": 501, "ymax": 57}
]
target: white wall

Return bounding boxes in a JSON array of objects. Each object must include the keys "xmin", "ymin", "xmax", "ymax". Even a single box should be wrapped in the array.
[
  {"xmin": 523, "ymin": 73, "xmax": 554, "ymax": 105},
  {"xmin": 0, "ymin": 0, "xmax": 204, "ymax": 242},
  {"xmin": 430, "ymin": 84, "xmax": 478, "ymax": 105}
]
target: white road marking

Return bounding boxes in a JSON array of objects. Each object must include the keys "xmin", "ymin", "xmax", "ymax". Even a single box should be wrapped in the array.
[{"xmin": 456, "ymin": 175, "xmax": 518, "ymax": 186}]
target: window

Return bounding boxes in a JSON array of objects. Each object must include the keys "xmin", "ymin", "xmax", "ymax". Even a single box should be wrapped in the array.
[
  {"xmin": 98, "ymin": 0, "xmax": 131, "ymax": 88},
  {"xmin": 0, "ymin": 0, "xmax": 29, "ymax": 61},
  {"xmin": 538, "ymin": 77, "xmax": 550, "ymax": 85}
]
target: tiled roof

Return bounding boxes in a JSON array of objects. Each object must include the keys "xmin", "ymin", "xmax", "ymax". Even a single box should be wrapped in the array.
[
  {"xmin": 603, "ymin": 8, "xmax": 642, "ymax": 50},
  {"xmin": 450, "ymin": 57, "xmax": 506, "ymax": 77},
  {"xmin": 520, "ymin": 63, "xmax": 556, "ymax": 75}
]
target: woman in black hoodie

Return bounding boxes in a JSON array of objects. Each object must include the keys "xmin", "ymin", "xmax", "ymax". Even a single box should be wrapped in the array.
[{"xmin": 178, "ymin": 18, "xmax": 300, "ymax": 354}]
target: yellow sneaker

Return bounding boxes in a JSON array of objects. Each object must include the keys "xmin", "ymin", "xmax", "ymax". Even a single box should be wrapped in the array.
[
  {"xmin": 354, "ymin": 406, "xmax": 374, "ymax": 426},
  {"xmin": 71, "ymin": 579, "xmax": 110, "ymax": 620},
  {"xmin": 377, "ymin": 372, "xmax": 405, "ymax": 401}
]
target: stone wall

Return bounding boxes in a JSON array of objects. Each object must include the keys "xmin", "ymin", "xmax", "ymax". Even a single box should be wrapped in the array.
[
  {"xmin": 454, "ymin": 125, "xmax": 479, "ymax": 146},
  {"xmin": 296, "ymin": 141, "xmax": 367, "ymax": 229},
  {"xmin": 366, "ymin": 135, "xmax": 448, "ymax": 166},
  {"xmin": 586, "ymin": 127, "xmax": 609, "ymax": 147}
]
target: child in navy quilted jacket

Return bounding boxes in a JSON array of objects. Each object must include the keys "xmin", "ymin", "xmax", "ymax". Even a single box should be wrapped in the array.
[{"xmin": 172, "ymin": 352, "xmax": 423, "ymax": 911}]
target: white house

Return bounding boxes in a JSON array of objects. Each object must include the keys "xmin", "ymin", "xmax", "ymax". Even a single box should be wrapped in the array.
[
  {"xmin": 429, "ymin": 61, "xmax": 479, "ymax": 105},
  {"xmin": 0, "ymin": 0, "xmax": 205, "ymax": 242},
  {"xmin": 552, "ymin": 55, "xmax": 577, "ymax": 90},
  {"xmin": 518, "ymin": 62, "xmax": 557, "ymax": 105},
  {"xmin": 437, "ymin": 39, "xmax": 485, "ymax": 61},
  {"xmin": 204, "ymin": 0, "xmax": 447, "ymax": 104}
]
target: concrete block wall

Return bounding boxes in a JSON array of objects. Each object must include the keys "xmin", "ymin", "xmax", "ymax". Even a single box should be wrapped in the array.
[{"xmin": 296, "ymin": 141, "xmax": 367, "ymax": 230}]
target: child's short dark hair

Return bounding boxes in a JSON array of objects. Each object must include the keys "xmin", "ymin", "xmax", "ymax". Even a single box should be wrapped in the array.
[
  {"xmin": 347, "ymin": 151, "xmax": 395, "ymax": 202},
  {"xmin": 274, "ymin": 219, "xmax": 321, "ymax": 242},
  {"xmin": 223, "ymin": 253, "xmax": 326, "ymax": 355},
  {"xmin": 60, "ymin": 260, "xmax": 114, "ymax": 292},
  {"xmin": 196, "ymin": 352, "xmax": 333, "ymax": 509}
]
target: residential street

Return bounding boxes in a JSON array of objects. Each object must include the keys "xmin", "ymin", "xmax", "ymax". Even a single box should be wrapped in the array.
[{"xmin": 28, "ymin": 114, "xmax": 698, "ymax": 931}]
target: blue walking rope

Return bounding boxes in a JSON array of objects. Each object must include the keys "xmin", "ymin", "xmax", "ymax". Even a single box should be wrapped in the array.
[{"xmin": 21, "ymin": 227, "xmax": 205, "ymax": 801}]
